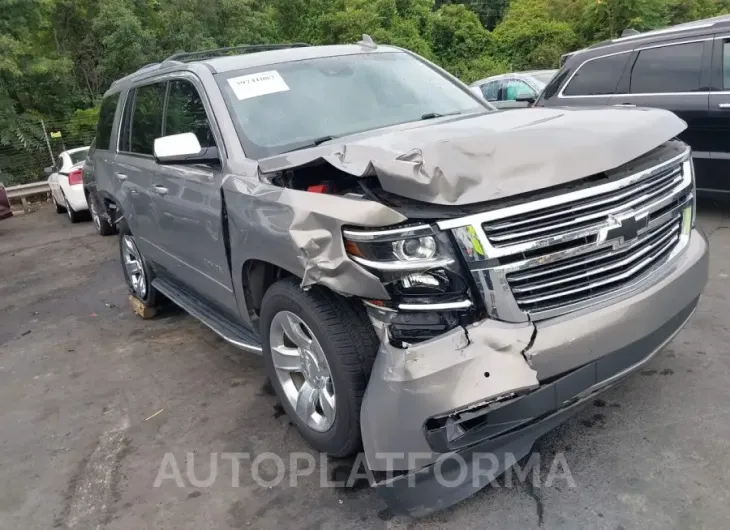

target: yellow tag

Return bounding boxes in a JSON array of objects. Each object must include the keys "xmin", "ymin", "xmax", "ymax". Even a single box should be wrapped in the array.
[
  {"xmin": 467, "ymin": 226, "xmax": 485, "ymax": 257},
  {"xmin": 50, "ymin": 131, "xmax": 62, "ymax": 139},
  {"xmin": 682, "ymin": 207, "xmax": 692, "ymax": 234}
]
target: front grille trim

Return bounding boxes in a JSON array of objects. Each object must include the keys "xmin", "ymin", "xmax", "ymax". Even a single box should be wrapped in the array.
[
  {"xmin": 439, "ymin": 147, "xmax": 694, "ymax": 322},
  {"xmin": 485, "ymin": 165, "xmax": 683, "ymax": 246},
  {"xmin": 510, "ymin": 221, "xmax": 680, "ymax": 296}
]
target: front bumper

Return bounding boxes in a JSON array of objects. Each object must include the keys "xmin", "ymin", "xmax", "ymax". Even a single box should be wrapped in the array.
[{"xmin": 360, "ymin": 228, "xmax": 708, "ymax": 516}]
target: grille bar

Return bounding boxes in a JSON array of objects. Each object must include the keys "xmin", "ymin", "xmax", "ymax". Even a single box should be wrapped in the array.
[
  {"xmin": 485, "ymin": 165, "xmax": 683, "ymax": 246},
  {"xmin": 514, "ymin": 230, "xmax": 679, "ymax": 313},
  {"xmin": 510, "ymin": 221, "xmax": 680, "ymax": 300}
]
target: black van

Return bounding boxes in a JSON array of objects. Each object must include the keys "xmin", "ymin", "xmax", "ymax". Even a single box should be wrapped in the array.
[{"xmin": 537, "ymin": 15, "xmax": 730, "ymax": 198}]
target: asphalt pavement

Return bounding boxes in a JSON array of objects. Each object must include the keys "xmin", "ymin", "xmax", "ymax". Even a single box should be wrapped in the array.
[{"xmin": 1, "ymin": 202, "xmax": 729, "ymax": 530}]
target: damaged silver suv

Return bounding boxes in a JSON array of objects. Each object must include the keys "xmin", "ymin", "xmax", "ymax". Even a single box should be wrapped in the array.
[{"xmin": 85, "ymin": 39, "xmax": 709, "ymax": 516}]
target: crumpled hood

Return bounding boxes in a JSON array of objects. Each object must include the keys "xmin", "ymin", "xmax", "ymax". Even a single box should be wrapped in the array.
[{"xmin": 258, "ymin": 106, "xmax": 687, "ymax": 206}]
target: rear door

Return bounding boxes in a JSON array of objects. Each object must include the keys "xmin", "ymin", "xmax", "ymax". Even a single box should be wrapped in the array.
[
  {"xmin": 706, "ymin": 34, "xmax": 730, "ymax": 196},
  {"xmin": 608, "ymin": 38, "xmax": 713, "ymax": 187},
  {"xmin": 90, "ymin": 93, "xmax": 122, "ymax": 206},
  {"xmin": 152, "ymin": 76, "xmax": 238, "ymax": 314},
  {"xmin": 115, "ymin": 81, "xmax": 167, "ymax": 263}
]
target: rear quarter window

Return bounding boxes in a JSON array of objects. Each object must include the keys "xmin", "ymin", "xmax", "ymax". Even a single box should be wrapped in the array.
[{"xmin": 562, "ymin": 53, "xmax": 631, "ymax": 96}]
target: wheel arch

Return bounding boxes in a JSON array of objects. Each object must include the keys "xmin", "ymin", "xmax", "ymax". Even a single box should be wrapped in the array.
[{"xmin": 240, "ymin": 259, "xmax": 298, "ymax": 322}]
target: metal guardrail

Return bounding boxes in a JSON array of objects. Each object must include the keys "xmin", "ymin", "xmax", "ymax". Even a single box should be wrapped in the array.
[
  {"xmin": 5, "ymin": 181, "xmax": 51, "ymax": 213},
  {"xmin": 6, "ymin": 181, "xmax": 50, "ymax": 199}
]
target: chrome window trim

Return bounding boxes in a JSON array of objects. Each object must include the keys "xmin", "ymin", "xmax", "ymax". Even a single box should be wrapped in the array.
[
  {"xmin": 633, "ymin": 36, "xmax": 711, "ymax": 51},
  {"xmin": 558, "ymin": 38, "xmax": 711, "ymax": 99},
  {"xmin": 557, "ymin": 49, "xmax": 632, "ymax": 99}
]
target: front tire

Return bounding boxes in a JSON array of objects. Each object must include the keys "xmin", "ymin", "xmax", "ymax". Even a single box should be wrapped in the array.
[
  {"xmin": 52, "ymin": 193, "xmax": 65, "ymax": 214},
  {"xmin": 118, "ymin": 220, "xmax": 158, "ymax": 307},
  {"xmin": 260, "ymin": 278, "xmax": 379, "ymax": 457}
]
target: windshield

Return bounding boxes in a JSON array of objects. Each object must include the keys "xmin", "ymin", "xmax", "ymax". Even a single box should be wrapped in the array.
[
  {"xmin": 69, "ymin": 148, "xmax": 89, "ymax": 165},
  {"xmin": 217, "ymin": 51, "xmax": 488, "ymax": 159}
]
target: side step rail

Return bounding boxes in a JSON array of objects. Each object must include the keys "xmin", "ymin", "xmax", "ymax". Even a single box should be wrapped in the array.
[{"xmin": 152, "ymin": 277, "xmax": 262, "ymax": 354}]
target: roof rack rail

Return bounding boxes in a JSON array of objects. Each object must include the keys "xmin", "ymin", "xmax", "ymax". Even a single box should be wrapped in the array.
[{"xmin": 162, "ymin": 43, "xmax": 311, "ymax": 64}]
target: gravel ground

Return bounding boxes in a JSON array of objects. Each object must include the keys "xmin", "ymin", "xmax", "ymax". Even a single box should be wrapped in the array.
[{"xmin": 1, "ymin": 202, "xmax": 729, "ymax": 530}]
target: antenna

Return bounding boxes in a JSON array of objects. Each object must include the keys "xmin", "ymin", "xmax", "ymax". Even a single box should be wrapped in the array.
[{"xmin": 357, "ymin": 34, "xmax": 377, "ymax": 49}]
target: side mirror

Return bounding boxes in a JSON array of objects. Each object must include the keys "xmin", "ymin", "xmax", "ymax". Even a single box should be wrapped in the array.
[
  {"xmin": 44, "ymin": 166, "xmax": 54, "ymax": 176},
  {"xmin": 515, "ymin": 94, "xmax": 536, "ymax": 105},
  {"xmin": 154, "ymin": 132, "xmax": 219, "ymax": 165}
]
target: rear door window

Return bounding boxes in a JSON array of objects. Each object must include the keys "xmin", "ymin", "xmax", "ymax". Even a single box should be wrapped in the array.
[
  {"xmin": 562, "ymin": 53, "xmax": 630, "ymax": 96},
  {"xmin": 629, "ymin": 41, "xmax": 704, "ymax": 94},
  {"xmin": 95, "ymin": 94, "xmax": 120, "ymax": 150},
  {"xmin": 129, "ymin": 82, "xmax": 166, "ymax": 155},
  {"xmin": 723, "ymin": 40, "xmax": 730, "ymax": 90}
]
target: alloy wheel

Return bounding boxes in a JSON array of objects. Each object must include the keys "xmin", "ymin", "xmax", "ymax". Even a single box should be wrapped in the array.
[
  {"xmin": 90, "ymin": 199, "xmax": 101, "ymax": 231},
  {"xmin": 269, "ymin": 310, "xmax": 336, "ymax": 432},
  {"xmin": 121, "ymin": 235, "xmax": 147, "ymax": 299}
]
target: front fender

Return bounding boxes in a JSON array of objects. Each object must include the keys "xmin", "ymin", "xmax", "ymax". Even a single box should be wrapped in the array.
[{"xmin": 223, "ymin": 174, "xmax": 407, "ymax": 321}]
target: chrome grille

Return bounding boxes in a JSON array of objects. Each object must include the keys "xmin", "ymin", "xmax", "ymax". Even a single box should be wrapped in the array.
[
  {"xmin": 508, "ymin": 218, "xmax": 681, "ymax": 314},
  {"xmin": 439, "ymin": 147, "xmax": 695, "ymax": 323},
  {"xmin": 483, "ymin": 163, "xmax": 683, "ymax": 248}
]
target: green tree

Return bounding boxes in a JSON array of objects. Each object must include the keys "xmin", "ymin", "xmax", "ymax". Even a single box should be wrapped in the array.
[{"xmin": 494, "ymin": 0, "xmax": 577, "ymax": 69}]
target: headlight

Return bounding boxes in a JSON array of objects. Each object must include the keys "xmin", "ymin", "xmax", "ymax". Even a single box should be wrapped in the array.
[
  {"xmin": 393, "ymin": 237, "xmax": 437, "ymax": 261},
  {"xmin": 342, "ymin": 224, "xmax": 473, "ymax": 311}
]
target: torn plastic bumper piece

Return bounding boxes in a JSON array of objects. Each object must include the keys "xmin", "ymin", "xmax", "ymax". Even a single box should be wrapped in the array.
[
  {"xmin": 361, "ymin": 228, "xmax": 708, "ymax": 517},
  {"xmin": 373, "ymin": 299, "xmax": 698, "ymax": 517}
]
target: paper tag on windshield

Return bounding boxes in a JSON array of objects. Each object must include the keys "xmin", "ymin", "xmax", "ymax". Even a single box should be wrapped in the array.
[{"xmin": 227, "ymin": 71, "xmax": 290, "ymax": 100}]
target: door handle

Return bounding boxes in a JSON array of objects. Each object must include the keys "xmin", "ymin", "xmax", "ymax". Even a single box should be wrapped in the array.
[
  {"xmin": 114, "ymin": 172, "xmax": 128, "ymax": 181},
  {"xmin": 613, "ymin": 103, "xmax": 636, "ymax": 107},
  {"xmin": 151, "ymin": 185, "xmax": 169, "ymax": 196},
  {"xmin": 718, "ymin": 103, "xmax": 730, "ymax": 109}
]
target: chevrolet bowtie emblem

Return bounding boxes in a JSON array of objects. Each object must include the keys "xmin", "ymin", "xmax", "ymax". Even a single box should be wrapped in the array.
[{"xmin": 602, "ymin": 212, "xmax": 646, "ymax": 248}]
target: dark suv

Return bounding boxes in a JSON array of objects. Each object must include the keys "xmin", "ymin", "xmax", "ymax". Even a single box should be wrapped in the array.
[{"xmin": 537, "ymin": 15, "xmax": 730, "ymax": 198}]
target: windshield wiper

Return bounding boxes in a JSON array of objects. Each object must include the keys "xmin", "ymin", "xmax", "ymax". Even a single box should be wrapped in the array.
[
  {"xmin": 283, "ymin": 135, "xmax": 338, "ymax": 153},
  {"xmin": 420, "ymin": 111, "xmax": 462, "ymax": 120}
]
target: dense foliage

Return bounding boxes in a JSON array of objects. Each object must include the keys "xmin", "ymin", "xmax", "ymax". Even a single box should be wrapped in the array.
[{"xmin": 1, "ymin": 0, "xmax": 729, "ymax": 184}]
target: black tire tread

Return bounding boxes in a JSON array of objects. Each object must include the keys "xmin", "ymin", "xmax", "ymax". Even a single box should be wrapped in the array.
[
  {"xmin": 53, "ymin": 196, "xmax": 65, "ymax": 213},
  {"xmin": 261, "ymin": 277, "xmax": 380, "ymax": 457}
]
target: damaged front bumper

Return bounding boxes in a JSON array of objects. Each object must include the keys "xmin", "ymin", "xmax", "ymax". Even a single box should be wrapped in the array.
[{"xmin": 360, "ymin": 227, "xmax": 708, "ymax": 517}]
